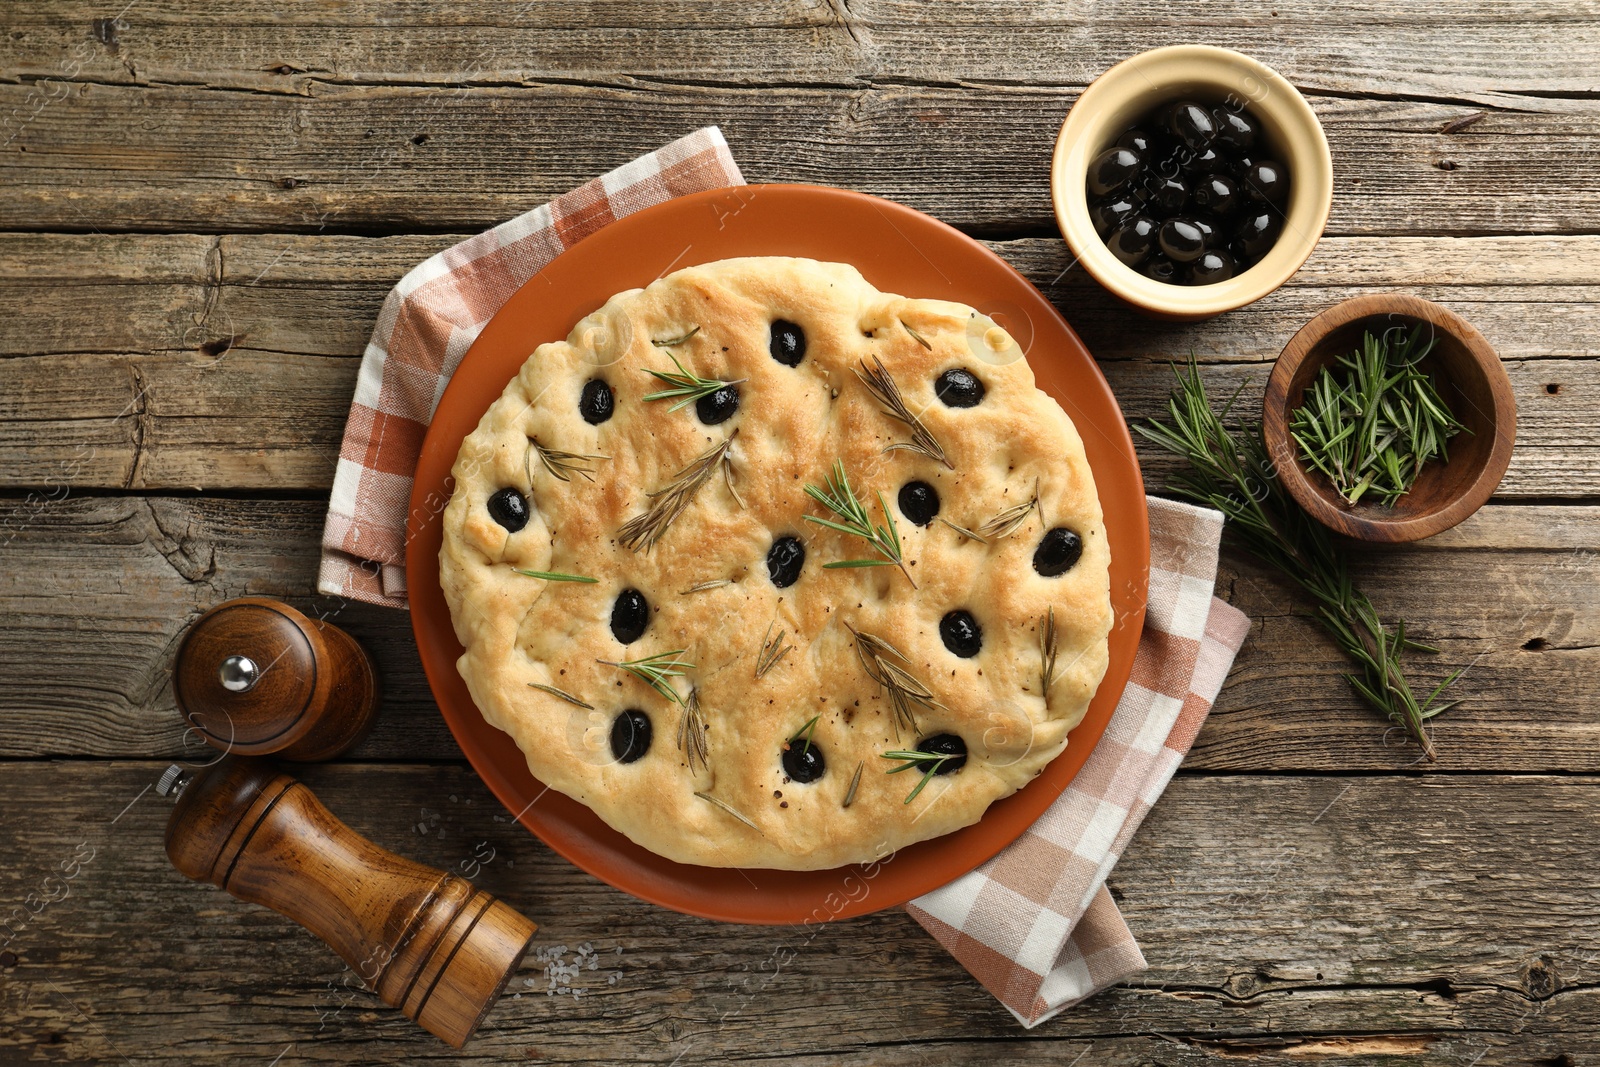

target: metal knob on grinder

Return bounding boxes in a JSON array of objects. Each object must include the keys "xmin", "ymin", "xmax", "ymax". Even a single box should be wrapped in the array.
[
  {"xmin": 173, "ymin": 597, "xmax": 379, "ymax": 760},
  {"xmin": 160, "ymin": 757, "xmax": 536, "ymax": 1048}
]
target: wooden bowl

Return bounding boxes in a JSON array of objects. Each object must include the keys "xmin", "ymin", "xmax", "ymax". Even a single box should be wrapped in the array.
[
  {"xmin": 1262, "ymin": 294, "xmax": 1517, "ymax": 542},
  {"xmin": 1051, "ymin": 45, "xmax": 1333, "ymax": 321}
]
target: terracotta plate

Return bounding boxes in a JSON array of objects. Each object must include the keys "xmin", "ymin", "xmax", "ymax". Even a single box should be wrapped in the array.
[{"xmin": 407, "ymin": 185, "xmax": 1148, "ymax": 924}]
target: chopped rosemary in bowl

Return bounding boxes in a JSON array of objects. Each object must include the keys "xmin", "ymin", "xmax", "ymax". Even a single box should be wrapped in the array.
[
  {"xmin": 1288, "ymin": 324, "xmax": 1469, "ymax": 507},
  {"xmin": 1263, "ymin": 294, "xmax": 1515, "ymax": 543}
]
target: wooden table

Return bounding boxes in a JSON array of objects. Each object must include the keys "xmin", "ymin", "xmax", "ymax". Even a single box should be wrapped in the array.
[{"xmin": 3, "ymin": 4, "xmax": 1596, "ymax": 1064}]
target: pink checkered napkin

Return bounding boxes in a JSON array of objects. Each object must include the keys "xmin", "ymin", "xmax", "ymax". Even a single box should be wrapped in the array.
[
  {"xmin": 313, "ymin": 132, "xmax": 1251, "ymax": 1024},
  {"xmin": 317, "ymin": 126, "xmax": 745, "ymax": 606},
  {"xmin": 908, "ymin": 497, "xmax": 1250, "ymax": 1027}
]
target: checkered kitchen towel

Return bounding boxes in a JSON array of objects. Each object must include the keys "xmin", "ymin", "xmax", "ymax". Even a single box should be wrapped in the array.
[
  {"xmin": 907, "ymin": 498, "xmax": 1249, "ymax": 1026},
  {"xmin": 316, "ymin": 128, "xmax": 1251, "ymax": 1025}
]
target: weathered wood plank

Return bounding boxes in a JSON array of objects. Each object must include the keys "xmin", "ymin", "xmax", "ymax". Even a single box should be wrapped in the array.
[
  {"xmin": 1, "ymin": 234, "xmax": 1595, "ymax": 495},
  {"xmin": 0, "ymin": 495, "xmax": 1593, "ymax": 770},
  {"xmin": 2, "ymin": 80, "xmax": 1597, "ymax": 235},
  {"xmin": 1, "ymin": 762, "xmax": 1594, "ymax": 1064},
  {"xmin": 0, "ymin": 350, "xmax": 356, "ymax": 490},
  {"xmin": 4, "ymin": 0, "xmax": 1598, "ymax": 101},
  {"xmin": 3, "ymin": 347, "xmax": 1588, "ymax": 498},
  {"xmin": 8, "ymin": 233, "xmax": 1600, "ymax": 359}
]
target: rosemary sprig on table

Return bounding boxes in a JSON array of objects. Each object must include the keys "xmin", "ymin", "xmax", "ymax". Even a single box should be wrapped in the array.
[
  {"xmin": 527, "ymin": 682, "xmax": 593, "ymax": 709},
  {"xmin": 977, "ymin": 479, "xmax": 1041, "ymax": 540},
  {"xmin": 597, "ymin": 649, "xmax": 694, "ymax": 706},
  {"xmin": 755, "ymin": 621, "xmax": 794, "ymax": 679},
  {"xmin": 881, "ymin": 749, "xmax": 957, "ymax": 804},
  {"xmin": 677, "ymin": 687, "xmax": 709, "ymax": 774},
  {"xmin": 854, "ymin": 356, "xmax": 954, "ymax": 470},
  {"xmin": 513, "ymin": 568, "xmax": 598, "ymax": 583},
  {"xmin": 617, "ymin": 433, "xmax": 737, "ymax": 551},
  {"xmin": 694, "ymin": 791, "xmax": 761, "ymax": 832},
  {"xmin": 804, "ymin": 460, "xmax": 917, "ymax": 588},
  {"xmin": 525, "ymin": 439, "xmax": 607, "ymax": 483},
  {"xmin": 1136, "ymin": 359, "xmax": 1462, "ymax": 759},
  {"xmin": 848, "ymin": 623, "xmax": 943, "ymax": 737},
  {"xmin": 1289, "ymin": 325, "xmax": 1469, "ymax": 506},
  {"xmin": 643, "ymin": 351, "xmax": 745, "ymax": 412}
]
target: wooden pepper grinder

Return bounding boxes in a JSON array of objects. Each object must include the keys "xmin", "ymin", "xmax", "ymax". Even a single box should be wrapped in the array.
[
  {"xmin": 159, "ymin": 757, "xmax": 537, "ymax": 1048},
  {"xmin": 173, "ymin": 597, "xmax": 379, "ymax": 761}
]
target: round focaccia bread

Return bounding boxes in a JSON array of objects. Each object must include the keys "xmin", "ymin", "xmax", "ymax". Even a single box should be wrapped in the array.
[{"xmin": 440, "ymin": 257, "xmax": 1112, "ymax": 871}]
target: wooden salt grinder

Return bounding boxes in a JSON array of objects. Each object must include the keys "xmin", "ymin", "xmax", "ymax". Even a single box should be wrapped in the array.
[
  {"xmin": 173, "ymin": 597, "xmax": 379, "ymax": 761},
  {"xmin": 160, "ymin": 757, "xmax": 537, "ymax": 1048}
]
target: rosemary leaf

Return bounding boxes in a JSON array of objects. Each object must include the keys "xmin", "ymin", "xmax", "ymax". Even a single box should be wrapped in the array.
[
  {"xmin": 755, "ymin": 621, "xmax": 795, "ymax": 679},
  {"xmin": 853, "ymin": 355, "xmax": 954, "ymax": 470},
  {"xmin": 1136, "ymin": 357, "xmax": 1459, "ymax": 759},
  {"xmin": 694, "ymin": 791, "xmax": 761, "ymax": 832},
  {"xmin": 513, "ymin": 568, "xmax": 599, "ymax": 583},
  {"xmin": 1039, "ymin": 606, "xmax": 1059, "ymax": 704},
  {"xmin": 901, "ymin": 319, "xmax": 933, "ymax": 350},
  {"xmin": 842, "ymin": 761, "xmax": 864, "ymax": 808},
  {"xmin": 652, "ymin": 325, "xmax": 702, "ymax": 347},
  {"xmin": 677, "ymin": 687, "xmax": 709, "ymax": 774},
  {"xmin": 788, "ymin": 714, "xmax": 821, "ymax": 757},
  {"xmin": 881, "ymin": 749, "xmax": 955, "ymax": 804},
  {"xmin": 938, "ymin": 516, "xmax": 988, "ymax": 543},
  {"xmin": 682, "ymin": 578, "xmax": 733, "ymax": 594},
  {"xmin": 721, "ymin": 446, "xmax": 746, "ymax": 510},
  {"xmin": 527, "ymin": 682, "xmax": 593, "ymax": 709},
  {"xmin": 617, "ymin": 433, "xmax": 737, "ymax": 551},
  {"xmin": 976, "ymin": 479, "xmax": 1041, "ymax": 540}
]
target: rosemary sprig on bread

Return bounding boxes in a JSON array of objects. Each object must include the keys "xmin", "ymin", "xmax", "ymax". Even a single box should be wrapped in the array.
[
  {"xmin": 643, "ymin": 350, "xmax": 746, "ymax": 412},
  {"xmin": 854, "ymin": 355, "xmax": 953, "ymax": 470},
  {"xmin": 597, "ymin": 649, "xmax": 695, "ymax": 706},
  {"xmin": 804, "ymin": 460, "xmax": 916, "ymax": 588},
  {"xmin": 617, "ymin": 433, "xmax": 738, "ymax": 551}
]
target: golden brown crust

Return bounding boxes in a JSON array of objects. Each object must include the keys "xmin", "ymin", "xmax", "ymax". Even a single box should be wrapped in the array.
[{"xmin": 440, "ymin": 258, "xmax": 1111, "ymax": 870}]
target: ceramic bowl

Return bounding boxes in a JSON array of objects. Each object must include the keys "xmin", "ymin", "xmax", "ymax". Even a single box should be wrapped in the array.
[{"xmin": 1051, "ymin": 45, "xmax": 1334, "ymax": 320}]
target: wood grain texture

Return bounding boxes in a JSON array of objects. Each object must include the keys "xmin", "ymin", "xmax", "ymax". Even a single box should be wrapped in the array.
[
  {"xmin": 0, "ymin": 494, "xmax": 1593, "ymax": 771},
  {"xmin": 1, "ymin": 761, "xmax": 1595, "ymax": 1065},
  {"xmin": 4, "ymin": 0, "xmax": 1597, "ymax": 99},
  {"xmin": 2, "ymin": 80, "xmax": 1597, "ymax": 235},
  {"xmin": 1, "ymin": 234, "xmax": 1595, "ymax": 496},
  {"xmin": 3, "ymin": 1, "xmax": 1599, "ymax": 1059}
]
